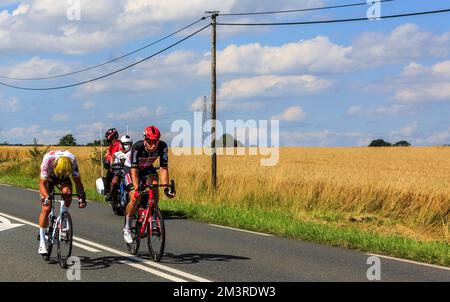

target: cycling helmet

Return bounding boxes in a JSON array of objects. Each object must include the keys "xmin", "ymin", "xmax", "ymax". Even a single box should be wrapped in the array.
[
  {"xmin": 143, "ymin": 126, "xmax": 161, "ymax": 142},
  {"xmin": 120, "ymin": 135, "xmax": 133, "ymax": 152},
  {"xmin": 105, "ymin": 128, "xmax": 119, "ymax": 142},
  {"xmin": 54, "ymin": 156, "xmax": 73, "ymax": 179}
]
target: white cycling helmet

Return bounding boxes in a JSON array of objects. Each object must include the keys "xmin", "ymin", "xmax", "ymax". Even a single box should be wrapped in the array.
[{"xmin": 120, "ymin": 135, "xmax": 133, "ymax": 152}]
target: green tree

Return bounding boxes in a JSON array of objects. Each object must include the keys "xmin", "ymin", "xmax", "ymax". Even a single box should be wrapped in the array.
[
  {"xmin": 58, "ymin": 134, "xmax": 77, "ymax": 146},
  {"xmin": 368, "ymin": 139, "xmax": 392, "ymax": 147},
  {"xmin": 393, "ymin": 140, "xmax": 411, "ymax": 147},
  {"xmin": 217, "ymin": 134, "xmax": 244, "ymax": 147}
]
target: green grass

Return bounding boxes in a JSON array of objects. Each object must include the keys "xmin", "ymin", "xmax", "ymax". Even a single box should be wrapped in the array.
[{"xmin": 1, "ymin": 175, "xmax": 448, "ymax": 267}]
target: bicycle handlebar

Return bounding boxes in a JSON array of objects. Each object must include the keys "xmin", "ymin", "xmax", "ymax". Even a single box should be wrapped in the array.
[{"xmin": 141, "ymin": 179, "xmax": 175, "ymax": 191}]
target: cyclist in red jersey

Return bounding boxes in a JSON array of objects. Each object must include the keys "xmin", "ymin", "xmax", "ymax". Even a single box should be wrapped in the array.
[{"xmin": 104, "ymin": 128, "xmax": 123, "ymax": 202}]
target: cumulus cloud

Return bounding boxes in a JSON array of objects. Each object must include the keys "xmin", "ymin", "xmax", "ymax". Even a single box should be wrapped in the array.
[
  {"xmin": 271, "ymin": 106, "xmax": 306, "ymax": 122},
  {"xmin": 218, "ymin": 75, "xmax": 332, "ymax": 100},
  {"xmin": 280, "ymin": 129, "xmax": 373, "ymax": 146},
  {"xmin": 81, "ymin": 101, "xmax": 96, "ymax": 110},
  {"xmin": 389, "ymin": 123, "xmax": 418, "ymax": 137},
  {"xmin": 0, "ymin": 125, "xmax": 70, "ymax": 144},
  {"xmin": 0, "ymin": 94, "xmax": 20, "ymax": 112},
  {"xmin": 51, "ymin": 113, "xmax": 69, "ymax": 122},
  {"xmin": 392, "ymin": 60, "xmax": 450, "ymax": 104}
]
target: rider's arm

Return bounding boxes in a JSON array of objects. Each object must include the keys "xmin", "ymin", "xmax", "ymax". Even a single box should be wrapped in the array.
[
  {"xmin": 160, "ymin": 167, "xmax": 169, "ymax": 186},
  {"xmin": 73, "ymin": 176, "xmax": 84, "ymax": 195},
  {"xmin": 39, "ymin": 178, "xmax": 49, "ymax": 199}
]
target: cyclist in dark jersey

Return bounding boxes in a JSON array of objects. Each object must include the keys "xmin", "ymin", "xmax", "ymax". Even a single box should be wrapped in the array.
[{"xmin": 122, "ymin": 125, "xmax": 175, "ymax": 244}]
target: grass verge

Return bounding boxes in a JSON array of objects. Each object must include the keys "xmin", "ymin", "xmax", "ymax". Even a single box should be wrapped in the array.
[{"xmin": 1, "ymin": 175, "xmax": 448, "ymax": 267}]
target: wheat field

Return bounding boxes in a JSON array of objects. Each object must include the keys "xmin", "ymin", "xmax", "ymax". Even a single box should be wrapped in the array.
[{"xmin": 0, "ymin": 146, "xmax": 449, "ymax": 241}]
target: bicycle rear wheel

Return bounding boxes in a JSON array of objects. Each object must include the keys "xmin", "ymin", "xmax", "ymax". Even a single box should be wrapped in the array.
[
  {"xmin": 57, "ymin": 212, "xmax": 73, "ymax": 268},
  {"xmin": 125, "ymin": 214, "xmax": 140, "ymax": 255},
  {"xmin": 148, "ymin": 207, "xmax": 165, "ymax": 262}
]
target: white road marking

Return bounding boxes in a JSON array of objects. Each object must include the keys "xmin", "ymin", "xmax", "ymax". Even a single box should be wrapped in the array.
[
  {"xmin": 119, "ymin": 260, "xmax": 187, "ymax": 282},
  {"xmin": 74, "ymin": 236, "xmax": 212, "ymax": 282},
  {"xmin": 26, "ymin": 189, "xmax": 39, "ymax": 193},
  {"xmin": 367, "ymin": 253, "xmax": 450, "ymax": 271},
  {"xmin": 209, "ymin": 224, "xmax": 274, "ymax": 237},
  {"xmin": 0, "ymin": 211, "xmax": 212, "ymax": 282},
  {"xmin": 72, "ymin": 242, "xmax": 101, "ymax": 253},
  {"xmin": 0, "ymin": 215, "xmax": 24, "ymax": 232},
  {"xmin": 0, "ymin": 184, "xmax": 12, "ymax": 187}
]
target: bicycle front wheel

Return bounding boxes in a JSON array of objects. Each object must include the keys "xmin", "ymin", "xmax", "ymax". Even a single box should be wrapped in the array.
[
  {"xmin": 57, "ymin": 212, "xmax": 73, "ymax": 268},
  {"xmin": 148, "ymin": 207, "xmax": 165, "ymax": 262}
]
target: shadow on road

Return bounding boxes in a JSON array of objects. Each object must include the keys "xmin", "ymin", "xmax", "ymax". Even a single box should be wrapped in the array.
[
  {"xmin": 161, "ymin": 210, "xmax": 188, "ymax": 220},
  {"xmin": 139, "ymin": 252, "xmax": 251, "ymax": 265}
]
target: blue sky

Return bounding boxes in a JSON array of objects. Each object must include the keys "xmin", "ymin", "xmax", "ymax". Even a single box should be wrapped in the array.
[{"xmin": 0, "ymin": 0, "xmax": 450, "ymax": 146}]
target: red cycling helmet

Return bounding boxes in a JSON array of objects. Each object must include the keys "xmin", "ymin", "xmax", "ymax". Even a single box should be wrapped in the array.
[
  {"xmin": 105, "ymin": 128, "xmax": 119, "ymax": 142},
  {"xmin": 143, "ymin": 126, "xmax": 161, "ymax": 142}
]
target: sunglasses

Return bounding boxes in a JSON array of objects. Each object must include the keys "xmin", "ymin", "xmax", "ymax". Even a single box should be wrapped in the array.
[{"xmin": 144, "ymin": 138, "xmax": 158, "ymax": 145}]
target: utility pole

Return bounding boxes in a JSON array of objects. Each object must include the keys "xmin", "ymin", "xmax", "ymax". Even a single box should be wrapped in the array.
[
  {"xmin": 202, "ymin": 95, "xmax": 208, "ymax": 144},
  {"xmin": 206, "ymin": 11, "xmax": 219, "ymax": 191}
]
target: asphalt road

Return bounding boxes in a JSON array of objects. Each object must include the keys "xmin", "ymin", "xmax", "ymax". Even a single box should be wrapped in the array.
[{"xmin": 0, "ymin": 184, "xmax": 449, "ymax": 282}]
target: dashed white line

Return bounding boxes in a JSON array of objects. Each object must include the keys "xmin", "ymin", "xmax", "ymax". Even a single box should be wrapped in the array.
[
  {"xmin": 74, "ymin": 236, "xmax": 212, "ymax": 282},
  {"xmin": 0, "ymin": 211, "xmax": 212, "ymax": 282},
  {"xmin": 72, "ymin": 242, "xmax": 101, "ymax": 253},
  {"xmin": 209, "ymin": 224, "xmax": 274, "ymax": 237}
]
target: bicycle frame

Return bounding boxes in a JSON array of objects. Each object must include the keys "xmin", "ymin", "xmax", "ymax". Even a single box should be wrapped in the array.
[
  {"xmin": 47, "ymin": 193, "xmax": 77, "ymax": 243},
  {"xmin": 137, "ymin": 187, "xmax": 157, "ymax": 237},
  {"xmin": 136, "ymin": 180, "xmax": 174, "ymax": 237}
]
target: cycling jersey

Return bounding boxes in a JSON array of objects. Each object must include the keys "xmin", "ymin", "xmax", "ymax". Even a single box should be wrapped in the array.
[
  {"xmin": 40, "ymin": 150, "xmax": 80, "ymax": 180},
  {"xmin": 125, "ymin": 140, "xmax": 168, "ymax": 170},
  {"xmin": 105, "ymin": 140, "xmax": 123, "ymax": 163}
]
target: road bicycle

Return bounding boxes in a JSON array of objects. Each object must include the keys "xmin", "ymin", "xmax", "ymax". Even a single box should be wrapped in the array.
[
  {"xmin": 38, "ymin": 192, "xmax": 78, "ymax": 268},
  {"xmin": 126, "ymin": 176, "xmax": 175, "ymax": 262}
]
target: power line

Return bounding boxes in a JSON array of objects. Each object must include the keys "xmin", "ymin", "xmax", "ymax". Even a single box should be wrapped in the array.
[
  {"xmin": 219, "ymin": 0, "xmax": 395, "ymax": 16},
  {"xmin": 0, "ymin": 24, "xmax": 211, "ymax": 91},
  {"xmin": 217, "ymin": 8, "xmax": 450, "ymax": 26},
  {"xmin": 0, "ymin": 17, "xmax": 208, "ymax": 81}
]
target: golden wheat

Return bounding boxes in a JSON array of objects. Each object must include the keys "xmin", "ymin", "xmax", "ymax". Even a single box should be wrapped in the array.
[{"xmin": 1, "ymin": 146, "xmax": 449, "ymax": 241}]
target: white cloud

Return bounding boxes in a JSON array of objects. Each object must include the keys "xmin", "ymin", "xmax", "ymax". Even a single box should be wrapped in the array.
[
  {"xmin": 271, "ymin": 106, "xmax": 306, "ymax": 122},
  {"xmin": 0, "ymin": 94, "xmax": 20, "ymax": 112},
  {"xmin": 82, "ymin": 101, "xmax": 96, "ymax": 110},
  {"xmin": 0, "ymin": 57, "xmax": 73, "ymax": 79},
  {"xmin": 389, "ymin": 123, "xmax": 418, "ymax": 137},
  {"xmin": 280, "ymin": 129, "xmax": 374, "ymax": 146},
  {"xmin": 218, "ymin": 75, "xmax": 331, "ymax": 100},
  {"xmin": 347, "ymin": 104, "xmax": 415, "ymax": 116},
  {"xmin": 414, "ymin": 128, "xmax": 450, "ymax": 146},
  {"xmin": 347, "ymin": 105, "xmax": 364, "ymax": 116},
  {"xmin": 51, "ymin": 113, "xmax": 69, "ymax": 122},
  {"xmin": 196, "ymin": 37, "xmax": 353, "ymax": 75},
  {"xmin": 351, "ymin": 23, "xmax": 450, "ymax": 66},
  {"xmin": 107, "ymin": 106, "xmax": 153, "ymax": 121},
  {"xmin": 0, "ymin": 125, "xmax": 70, "ymax": 144}
]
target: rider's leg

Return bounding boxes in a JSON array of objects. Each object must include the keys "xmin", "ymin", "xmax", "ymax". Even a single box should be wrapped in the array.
[
  {"xmin": 60, "ymin": 179, "xmax": 73, "ymax": 209},
  {"xmin": 124, "ymin": 170, "xmax": 138, "ymax": 230},
  {"xmin": 105, "ymin": 170, "xmax": 113, "ymax": 201},
  {"xmin": 38, "ymin": 182, "xmax": 53, "ymax": 253},
  {"xmin": 110, "ymin": 175, "xmax": 119, "ymax": 202},
  {"xmin": 148, "ymin": 175, "xmax": 159, "ymax": 205}
]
